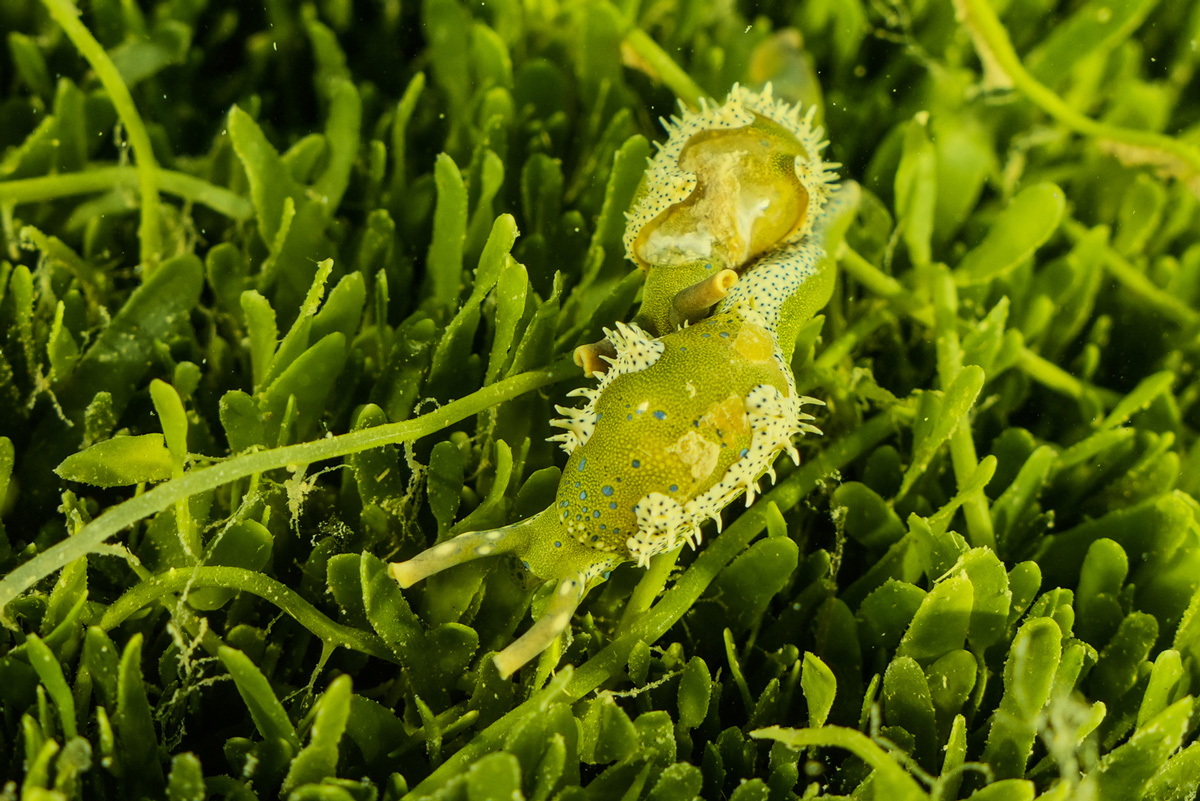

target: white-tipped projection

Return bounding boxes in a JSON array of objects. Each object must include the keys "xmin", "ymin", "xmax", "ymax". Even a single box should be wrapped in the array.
[
  {"xmin": 492, "ymin": 574, "xmax": 586, "ymax": 678},
  {"xmin": 389, "ymin": 523, "xmax": 528, "ymax": 588}
]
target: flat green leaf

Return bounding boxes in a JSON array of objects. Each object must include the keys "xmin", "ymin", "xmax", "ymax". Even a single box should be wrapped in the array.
[
  {"xmin": 983, "ymin": 617, "xmax": 1062, "ymax": 779},
  {"xmin": 55, "ymin": 434, "xmax": 174, "ymax": 487},
  {"xmin": 1089, "ymin": 612, "xmax": 1158, "ymax": 704},
  {"xmin": 282, "ymin": 674, "xmax": 352, "ymax": 792},
  {"xmin": 900, "ymin": 365, "xmax": 985, "ymax": 499},
  {"xmin": 836, "ymin": 482, "xmax": 906, "ymax": 548},
  {"xmin": 955, "ymin": 183, "xmax": 1065, "ymax": 285},
  {"xmin": 580, "ymin": 695, "xmax": 637, "ymax": 765},
  {"xmin": 801, "ymin": 653, "xmax": 837, "ymax": 729},
  {"xmin": 228, "ymin": 105, "xmax": 301, "ymax": 246},
  {"xmin": 312, "ymin": 77, "xmax": 361, "ymax": 212},
  {"xmin": 926, "ymin": 650, "xmax": 977, "ymax": 721},
  {"xmin": 259, "ymin": 332, "xmax": 346, "ymax": 445},
  {"xmin": 1138, "ymin": 650, "xmax": 1185, "ymax": 729},
  {"xmin": 898, "ymin": 574, "xmax": 973, "ymax": 664},
  {"xmin": 25, "ymin": 634, "xmax": 76, "ymax": 739},
  {"xmin": 708, "ymin": 536, "xmax": 799, "ymax": 634},
  {"xmin": 109, "ymin": 21, "xmax": 191, "ymax": 86},
  {"xmin": 217, "ymin": 646, "xmax": 300, "ymax": 750},
  {"xmin": 166, "ymin": 753, "xmax": 206, "ymax": 801},
  {"xmin": 116, "ymin": 635, "xmax": 165, "ymax": 797},
  {"xmin": 953, "ymin": 547, "xmax": 1011, "ymax": 649},
  {"xmin": 1095, "ymin": 697, "xmax": 1194, "ymax": 800},
  {"xmin": 466, "ymin": 751, "xmax": 523, "ymax": 801},
  {"xmin": 1144, "ymin": 742, "xmax": 1200, "ymax": 801},
  {"xmin": 677, "ymin": 656, "xmax": 712, "ymax": 731},
  {"xmin": 426, "ymin": 152, "xmax": 469, "ymax": 306},
  {"xmin": 8, "ymin": 32, "xmax": 53, "ymax": 100},
  {"xmin": 894, "ymin": 116, "xmax": 936, "ymax": 268},
  {"xmin": 149, "ymin": 379, "xmax": 188, "ymax": 467},
  {"xmin": 1028, "ymin": 0, "xmax": 1161, "ymax": 85}
]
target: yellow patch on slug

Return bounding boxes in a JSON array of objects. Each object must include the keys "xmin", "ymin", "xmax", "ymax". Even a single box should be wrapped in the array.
[
  {"xmin": 700, "ymin": 394, "xmax": 751, "ymax": 437},
  {"xmin": 731, "ymin": 322, "xmax": 775, "ymax": 364},
  {"xmin": 665, "ymin": 430, "xmax": 722, "ymax": 482}
]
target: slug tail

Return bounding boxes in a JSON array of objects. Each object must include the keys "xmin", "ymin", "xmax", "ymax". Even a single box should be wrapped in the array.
[
  {"xmin": 493, "ymin": 574, "xmax": 586, "ymax": 678},
  {"xmin": 389, "ymin": 520, "xmax": 533, "ymax": 588}
]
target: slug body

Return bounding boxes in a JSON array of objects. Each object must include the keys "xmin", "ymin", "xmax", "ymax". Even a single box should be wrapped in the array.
[
  {"xmin": 391, "ymin": 85, "xmax": 841, "ymax": 677},
  {"xmin": 624, "ymin": 84, "xmax": 838, "ymax": 339}
]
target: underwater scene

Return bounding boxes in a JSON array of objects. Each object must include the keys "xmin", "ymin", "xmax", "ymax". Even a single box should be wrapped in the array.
[{"xmin": 1, "ymin": 0, "xmax": 1199, "ymax": 799}]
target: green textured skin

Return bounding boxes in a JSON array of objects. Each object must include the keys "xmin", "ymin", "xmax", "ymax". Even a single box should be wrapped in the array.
[{"xmin": 531, "ymin": 307, "xmax": 803, "ymax": 579}]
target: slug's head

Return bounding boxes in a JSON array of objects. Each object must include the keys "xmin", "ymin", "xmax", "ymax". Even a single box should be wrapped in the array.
[
  {"xmin": 616, "ymin": 84, "xmax": 838, "ymax": 341},
  {"xmin": 624, "ymin": 84, "xmax": 837, "ymax": 277}
]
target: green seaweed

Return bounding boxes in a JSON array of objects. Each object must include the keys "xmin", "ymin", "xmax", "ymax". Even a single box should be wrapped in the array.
[{"xmin": 1, "ymin": 0, "xmax": 1199, "ymax": 799}]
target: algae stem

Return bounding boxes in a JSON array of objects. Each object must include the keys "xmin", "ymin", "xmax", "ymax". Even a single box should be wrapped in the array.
[
  {"xmin": 100, "ymin": 566, "xmax": 397, "ymax": 664},
  {"xmin": 41, "ymin": 0, "xmax": 165, "ymax": 268},
  {"xmin": 0, "ymin": 167, "xmax": 254, "ymax": 221},
  {"xmin": 0, "ymin": 358, "xmax": 578, "ymax": 624},
  {"xmin": 955, "ymin": 0, "xmax": 1200, "ymax": 192}
]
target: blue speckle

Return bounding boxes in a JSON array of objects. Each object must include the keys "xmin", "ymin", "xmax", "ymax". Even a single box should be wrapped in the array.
[
  {"xmin": 574, "ymin": 481, "xmax": 580, "ymax": 487},
  {"xmin": 720, "ymin": 331, "xmax": 730, "ymax": 338},
  {"xmin": 609, "ymin": 502, "xmax": 617, "ymax": 509},
  {"xmin": 555, "ymin": 541, "xmax": 562, "ymax": 548},
  {"xmin": 579, "ymin": 490, "xmax": 587, "ymax": 500},
  {"xmin": 669, "ymin": 484, "xmax": 678, "ymax": 492},
  {"xmin": 702, "ymin": 333, "xmax": 711, "ymax": 338},
  {"xmin": 632, "ymin": 459, "xmax": 640, "ymax": 468},
  {"xmin": 602, "ymin": 485, "xmax": 614, "ymax": 496},
  {"xmin": 653, "ymin": 410, "xmax": 667, "ymax": 420},
  {"xmin": 522, "ymin": 560, "xmax": 530, "ymax": 569},
  {"xmin": 560, "ymin": 501, "xmax": 569, "ymax": 508},
  {"xmin": 627, "ymin": 414, "xmax": 633, "ymax": 421},
  {"xmin": 578, "ymin": 457, "xmax": 587, "ymax": 472},
  {"xmin": 591, "ymin": 535, "xmax": 599, "ymax": 542},
  {"xmin": 740, "ymin": 448, "xmax": 749, "ymax": 457},
  {"xmin": 593, "ymin": 511, "xmax": 601, "ymax": 518}
]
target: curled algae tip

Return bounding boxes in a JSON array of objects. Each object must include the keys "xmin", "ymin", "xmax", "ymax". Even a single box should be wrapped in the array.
[{"xmin": 388, "ymin": 83, "xmax": 839, "ymax": 679}]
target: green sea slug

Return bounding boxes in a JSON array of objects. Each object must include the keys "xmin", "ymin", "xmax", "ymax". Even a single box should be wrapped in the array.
[{"xmin": 391, "ymin": 85, "xmax": 840, "ymax": 677}]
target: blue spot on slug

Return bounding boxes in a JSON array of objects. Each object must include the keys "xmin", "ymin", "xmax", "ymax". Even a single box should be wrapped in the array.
[
  {"xmin": 602, "ymin": 485, "xmax": 614, "ymax": 496},
  {"xmin": 578, "ymin": 457, "xmax": 587, "ymax": 472},
  {"xmin": 632, "ymin": 459, "xmax": 640, "ymax": 468},
  {"xmin": 579, "ymin": 490, "xmax": 587, "ymax": 500},
  {"xmin": 609, "ymin": 502, "xmax": 617, "ymax": 509},
  {"xmin": 653, "ymin": 410, "xmax": 666, "ymax": 420}
]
